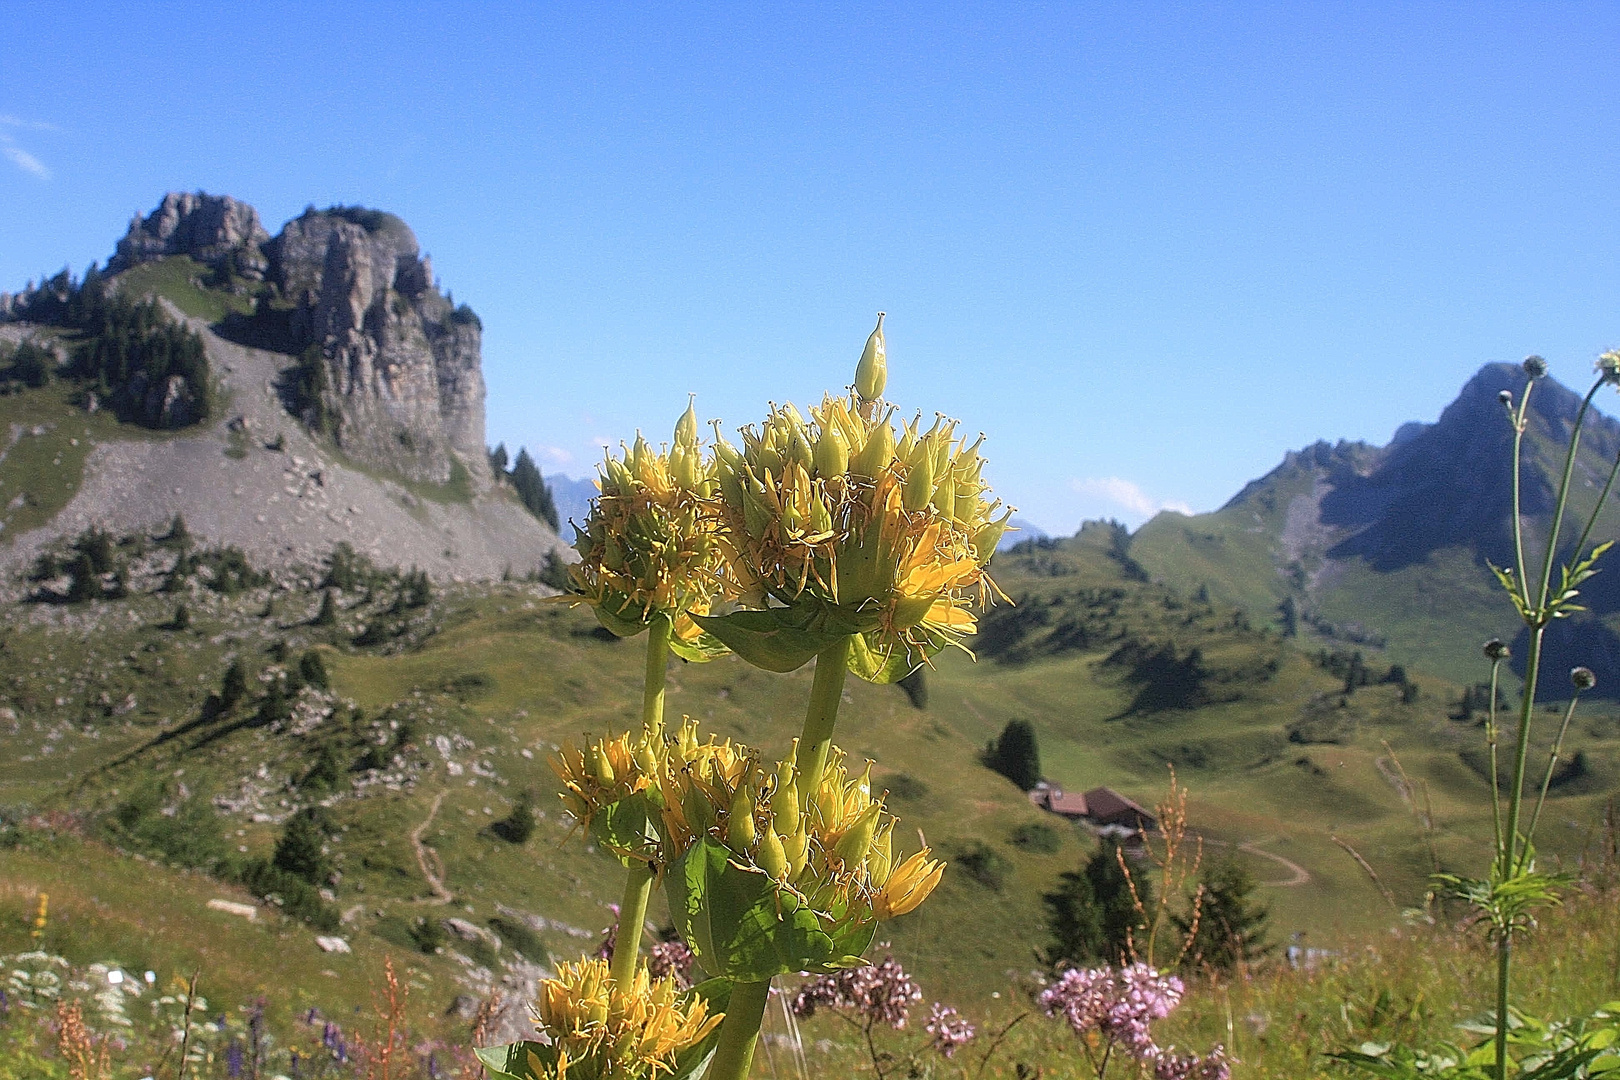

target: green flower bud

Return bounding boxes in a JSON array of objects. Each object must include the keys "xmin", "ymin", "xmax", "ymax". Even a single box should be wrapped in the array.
[
  {"xmin": 850, "ymin": 417, "xmax": 895, "ymax": 479},
  {"xmin": 855, "ymin": 313, "xmax": 887, "ymax": 402},
  {"xmin": 814, "ymin": 425, "xmax": 850, "ymax": 479},
  {"xmin": 586, "ymin": 744, "xmax": 615, "ymax": 785},
  {"xmin": 675, "ymin": 395, "xmax": 699, "ymax": 445},
  {"xmin": 771, "ymin": 766, "xmax": 800, "ymax": 837},
  {"xmin": 726, "ymin": 787, "xmax": 758, "ymax": 853},
  {"xmin": 783, "ymin": 826, "xmax": 810, "ymax": 880},
  {"xmin": 757, "ymin": 825, "xmax": 789, "ymax": 881},
  {"xmin": 973, "ymin": 509, "xmax": 1013, "ymax": 563},
  {"xmin": 833, "ymin": 803, "xmax": 882, "ymax": 868},
  {"xmin": 931, "ymin": 473, "xmax": 956, "ymax": 519},
  {"xmin": 866, "ymin": 820, "xmax": 894, "ymax": 887},
  {"xmin": 810, "ymin": 495, "xmax": 833, "ymax": 535},
  {"xmin": 903, "ymin": 455, "xmax": 935, "ymax": 513}
]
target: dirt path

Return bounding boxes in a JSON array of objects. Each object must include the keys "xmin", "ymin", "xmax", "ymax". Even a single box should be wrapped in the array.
[
  {"xmin": 411, "ymin": 790, "xmax": 453, "ymax": 903},
  {"xmin": 1202, "ymin": 837, "xmax": 1312, "ymax": 887}
]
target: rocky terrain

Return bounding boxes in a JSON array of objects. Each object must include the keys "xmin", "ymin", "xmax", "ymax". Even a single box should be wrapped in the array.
[{"xmin": 0, "ymin": 192, "xmax": 565, "ymax": 584}]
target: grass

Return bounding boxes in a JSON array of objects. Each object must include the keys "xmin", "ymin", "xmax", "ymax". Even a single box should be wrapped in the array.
[
  {"xmin": 0, "ymin": 527, "xmax": 1616, "ymax": 1075},
  {"xmin": 114, "ymin": 256, "xmax": 257, "ymax": 323}
]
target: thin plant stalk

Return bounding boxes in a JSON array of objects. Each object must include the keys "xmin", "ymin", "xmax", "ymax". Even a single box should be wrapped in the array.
[
  {"xmin": 1485, "ymin": 370, "xmax": 1611, "ymax": 1080},
  {"xmin": 1486, "ymin": 656, "xmax": 1505, "ymax": 857},
  {"xmin": 1522, "ymin": 691, "xmax": 1585, "ymax": 849},
  {"xmin": 793, "ymin": 635, "xmax": 852, "ymax": 799},
  {"xmin": 708, "ymin": 979, "xmax": 772, "ymax": 1080}
]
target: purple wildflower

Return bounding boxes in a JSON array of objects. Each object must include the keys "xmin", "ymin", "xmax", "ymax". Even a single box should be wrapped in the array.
[
  {"xmin": 791, "ymin": 956, "xmax": 923, "ymax": 1029},
  {"xmin": 226, "ymin": 1041, "xmax": 244, "ymax": 1078},
  {"xmin": 649, "ymin": 938, "xmax": 697, "ymax": 988},
  {"xmin": 1037, "ymin": 964, "xmax": 1184, "ymax": 1061},
  {"xmin": 1152, "ymin": 1046, "xmax": 1231, "ymax": 1080},
  {"xmin": 925, "ymin": 1003, "xmax": 977, "ymax": 1058}
]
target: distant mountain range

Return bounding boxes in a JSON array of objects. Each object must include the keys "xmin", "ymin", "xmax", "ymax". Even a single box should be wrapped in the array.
[{"xmin": 1129, "ymin": 363, "xmax": 1620, "ymax": 694}]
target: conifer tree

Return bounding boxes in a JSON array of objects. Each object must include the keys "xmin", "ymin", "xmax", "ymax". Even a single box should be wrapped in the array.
[
  {"xmin": 1177, "ymin": 856, "xmax": 1272, "ymax": 972},
  {"xmin": 984, "ymin": 719, "xmax": 1041, "ymax": 791},
  {"xmin": 510, "ymin": 447, "xmax": 560, "ymax": 530},
  {"xmin": 1043, "ymin": 838, "xmax": 1151, "ymax": 968}
]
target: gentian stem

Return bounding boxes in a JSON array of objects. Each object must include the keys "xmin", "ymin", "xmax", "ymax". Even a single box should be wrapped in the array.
[
  {"xmin": 610, "ymin": 863, "xmax": 655, "ymax": 987},
  {"xmin": 795, "ymin": 635, "xmax": 852, "ymax": 800},
  {"xmin": 708, "ymin": 979, "xmax": 771, "ymax": 1080},
  {"xmin": 644, "ymin": 613, "xmax": 671, "ymax": 733}
]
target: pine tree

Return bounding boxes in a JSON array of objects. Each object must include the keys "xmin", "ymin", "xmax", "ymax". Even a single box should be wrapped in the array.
[
  {"xmin": 488, "ymin": 442, "xmax": 509, "ymax": 479},
  {"xmin": 1177, "ymin": 856, "xmax": 1273, "ymax": 973},
  {"xmin": 298, "ymin": 650, "xmax": 330, "ymax": 691},
  {"xmin": 272, "ymin": 809, "xmax": 332, "ymax": 885},
  {"xmin": 221, "ymin": 659, "xmax": 248, "ymax": 710},
  {"xmin": 493, "ymin": 790, "xmax": 538, "ymax": 844},
  {"xmin": 510, "ymin": 448, "xmax": 560, "ymax": 530},
  {"xmin": 1042, "ymin": 838, "xmax": 1151, "ymax": 968},
  {"xmin": 984, "ymin": 719, "xmax": 1041, "ymax": 791},
  {"xmin": 313, "ymin": 589, "xmax": 338, "ymax": 627}
]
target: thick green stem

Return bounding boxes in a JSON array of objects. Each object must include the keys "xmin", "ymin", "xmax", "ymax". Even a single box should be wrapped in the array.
[
  {"xmin": 708, "ymin": 979, "xmax": 771, "ymax": 1080},
  {"xmin": 644, "ymin": 614, "xmax": 671, "ymax": 733},
  {"xmin": 794, "ymin": 636, "xmax": 852, "ymax": 799},
  {"xmin": 610, "ymin": 863, "xmax": 654, "ymax": 986}
]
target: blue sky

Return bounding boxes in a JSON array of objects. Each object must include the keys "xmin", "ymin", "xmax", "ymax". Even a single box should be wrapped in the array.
[{"xmin": 4, "ymin": 2, "xmax": 1620, "ymax": 534}]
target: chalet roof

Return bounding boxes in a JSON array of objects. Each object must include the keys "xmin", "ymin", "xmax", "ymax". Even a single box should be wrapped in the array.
[{"xmin": 1081, "ymin": 786, "xmax": 1153, "ymax": 823}]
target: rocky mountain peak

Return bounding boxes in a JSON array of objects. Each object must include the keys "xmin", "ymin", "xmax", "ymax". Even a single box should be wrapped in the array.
[
  {"xmin": 109, "ymin": 191, "xmax": 271, "ymax": 279},
  {"xmin": 106, "ymin": 193, "xmax": 487, "ymax": 489}
]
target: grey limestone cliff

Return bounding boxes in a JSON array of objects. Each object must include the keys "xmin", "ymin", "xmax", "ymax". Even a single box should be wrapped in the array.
[{"xmin": 109, "ymin": 194, "xmax": 487, "ymax": 489}]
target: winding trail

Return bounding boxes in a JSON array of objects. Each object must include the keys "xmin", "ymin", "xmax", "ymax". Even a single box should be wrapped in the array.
[
  {"xmin": 1201, "ymin": 837, "xmax": 1312, "ymax": 887},
  {"xmin": 411, "ymin": 790, "xmax": 453, "ymax": 903}
]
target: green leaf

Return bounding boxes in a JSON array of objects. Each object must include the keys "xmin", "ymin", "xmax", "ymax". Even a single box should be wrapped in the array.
[
  {"xmin": 589, "ymin": 791, "xmax": 661, "ymax": 868},
  {"xmin": 475, "ymin": 1042, "xmax": 555, "ymax": 1080},
  {"xmin": 691, "ymin": 610, "xmax": 850, "ymax": 673},
  {"xmin": 667, "ymin": 837, "xmax": 861, "ymax": 979},
  {"xmin": 594, "ymin": 601, "xmax": 650, "ymax": 639},
  {"xmin": 667, "ymin": 630, "xmax": 730, "ymax": 663},
  {"xmin": 845, "ymin": 632, "xmax": 922, "ymax": 684}
]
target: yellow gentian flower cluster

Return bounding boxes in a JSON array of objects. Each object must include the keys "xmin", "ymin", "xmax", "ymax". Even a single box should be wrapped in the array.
[{"xmin": 532, "ymin": 958, "xmax": 723, "ymax": 1080}]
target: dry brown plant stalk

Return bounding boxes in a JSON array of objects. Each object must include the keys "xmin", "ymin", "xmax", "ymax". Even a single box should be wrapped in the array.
[
  {"xmin": 1120, "ymin": 766, "xmax": 1206, "ymax": 968},
  {"xmin": 55, "ymin": 999, "xmax": 109, "ymax": 1080}
]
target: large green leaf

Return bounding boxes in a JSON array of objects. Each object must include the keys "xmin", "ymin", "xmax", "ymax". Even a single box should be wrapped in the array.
[
  {"xmin": 690, "ymin": 610, "xmax": 850, "ymax": 673},
  {"xmin": 589, "ymin": 791, "xmax": 661, "ymax": 868},
  {"xmin": 474, "ymin": 1042, "xmax": 556, "ymax": 1080},
  {"xmin": 594, "ymin": 600, "xmax": 650, "ymax": 639},
  {"xmin": 668, "ymin": 838, "xmax": 871, "ymax": 979}
]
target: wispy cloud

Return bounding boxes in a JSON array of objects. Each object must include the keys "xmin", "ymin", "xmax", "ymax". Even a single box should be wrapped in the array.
[
  {"xmin": 538, "ymin": 444, "xmax": 574, "ymax": 467},
  {"xmin": 3, "ymin": 145, "xmax": 51, "ymax": 180},
  {"xmin": 0, "ymin": 115, "xmax": 55, "ymax": 180},
  {"xmin": 1069, "ymin": 477, "xmax": 1193, "ymax": 523}
]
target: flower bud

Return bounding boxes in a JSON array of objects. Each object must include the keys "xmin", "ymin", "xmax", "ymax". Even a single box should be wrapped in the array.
[
  {"xmin": 783, "ymin": 826, "xmax": 810, "ymax": 880},
  {"xmin": 814, "ymin": 425, "xmax": 850, "ymax": 479},
  {"xmin": 903, "ymin": 456, "xmax": 934, "ymax": 513},
  {"xmin": 1572, "ymin": 666, "xmax": 1597, "ymax": 691},
  {"xmin": 850, "ymin": 417, "xmax": 895, "ymax": 478},
  {"xmin": 757, "ymin": 825, "xmax": 789, "ymax": 880},
  {"xmin": 586, "ymin": 744, "xmax": 615, "ymax": 785},
  {"xmin": 833, "ymin": 803, "xmax": 882, "ymax": 868},
  {"xmin": 1522, "ymin": 355, "xmax": 1548, "ymax": 379},
  {"xmin": 770, "ymin": 770, "xmax": 799, "ymax": 837},
  {"xmin": 810, "ymin": 494, "xmax": 833, "ymax": 535},
  {"xmin": 726, "ymin": 787, "xmax": 758, "ymax": 853},
  {"xmin": 1599, "ymin": 351, "xmax": 1620, "ymax": 385},
  {"xmin": 866, "ymin": 820, "xmax": 894, "ymax": 887},
  {"xmin": 855, "ymin": 313, "xmax": 887, "ymax": 402},
  {"xmin": 675, "ymin": 396, "xmax": 699, "ymax": 446},
  {"xmin": 931, "ymin": 473, "xmax": 956, "ymax": 519},
  {"xmin": 1484, "ymin": 639, "xmax": 1510, "ymax": 662}
]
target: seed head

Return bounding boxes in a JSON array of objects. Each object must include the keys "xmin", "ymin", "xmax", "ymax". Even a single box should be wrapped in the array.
[
  {"xmin": 1572, "ymin": 666, "xmax": 1597, "ymax": 691},
  {"xmin": 1598, "ymin": 351, "xmax": 1620, "ymax": 385},
  {"xmin": 1484, "ymin": 639, "xmax": 1510, "ymax": 662},
  {"xmin": 1498, "ymin": 390, "xmax": 1513, "ymax": 406},
  {"xmin": 1522, "ymin": 355, "xmax": 1548, "ymax": 379}
]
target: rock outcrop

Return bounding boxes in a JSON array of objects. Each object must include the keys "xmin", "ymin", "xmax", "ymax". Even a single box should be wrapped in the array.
[
  {"xmin": 108, "ymin": 194, "xmax": 487, "ymax": 489},
  {"xmin": 108, "ymin": 192, "xmax": 271, "ymax": 279}
]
